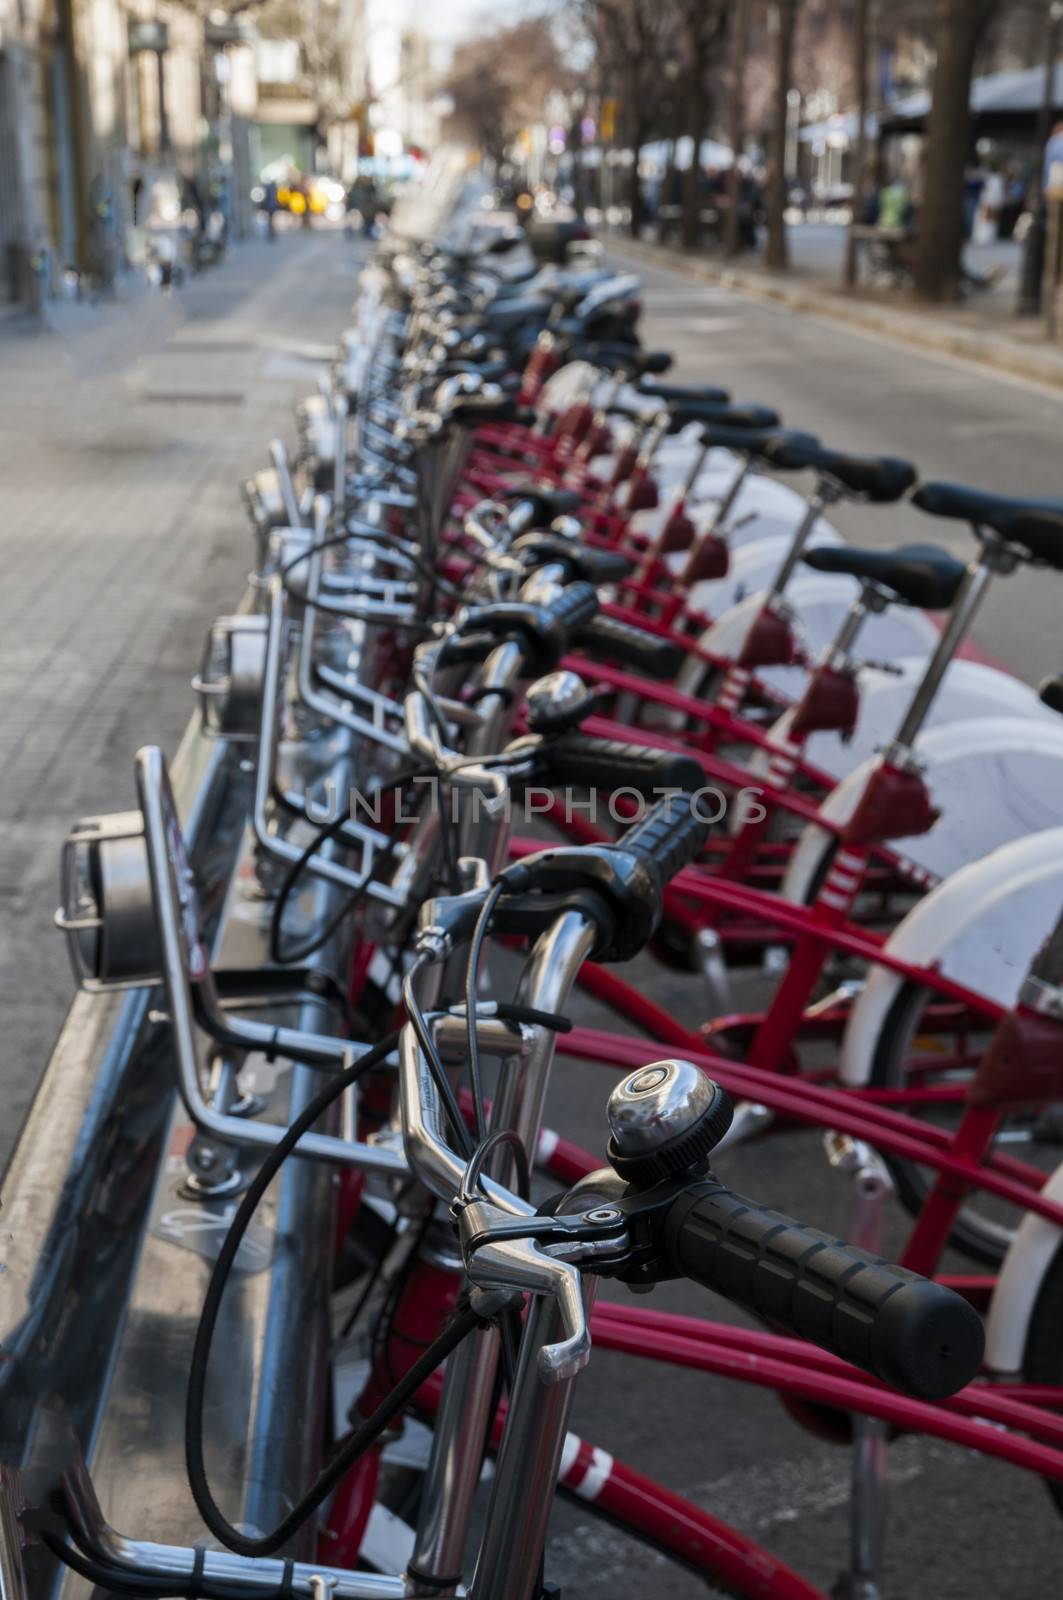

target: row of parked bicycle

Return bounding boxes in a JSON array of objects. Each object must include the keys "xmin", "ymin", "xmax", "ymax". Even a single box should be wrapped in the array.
[{"xmin": 34, "ymin": 175, "xmax": 1063, "ymax": 1598}]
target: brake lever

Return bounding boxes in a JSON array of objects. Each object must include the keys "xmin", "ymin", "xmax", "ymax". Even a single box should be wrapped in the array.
[{"xmin": 454, "ymin": 1196, "xmax": 628, "ymax": 1382}]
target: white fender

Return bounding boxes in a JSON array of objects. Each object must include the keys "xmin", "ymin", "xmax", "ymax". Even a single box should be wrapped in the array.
[
  {"xmin": 628, "ymin": 472, "xmax": 810, "ymax": 549},
  {"xmin": 681, "ymin": 528, "xmax": 844, "ymax": 619},
  {"xmin": 836, "ymin": 827, "xmax": 1063, "ymax": 1087},
  {"xmin": 750, "ymin": 660, "xmax": 1058, "ymax": 790},
  {"xmin": 984, "ymin": 1161, "xmax": 1063, "ymax": 1375},
  {"xmin": 782, "ymin": 719, "xmax": 1063, "ymax": 910},
  {"xmin": 684, "ymin": 577, "xmax": 942, "ymax": 705},
  {"xmin": 538, "ymin": 360, "xmax": 603, "ymax": 413}
]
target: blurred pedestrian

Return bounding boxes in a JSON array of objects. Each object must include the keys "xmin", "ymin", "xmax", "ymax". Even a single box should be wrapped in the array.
[
  {"xmin": 1044, "ymin": 120, "xmax": 1063, "ymax": 194},
  {"xmin": 963, "ymin": 163, "xmax": 985, "ymax": 239},
  {"xmin": 264, "ymin": 179, "xmax": 280, "ymax": 240}
]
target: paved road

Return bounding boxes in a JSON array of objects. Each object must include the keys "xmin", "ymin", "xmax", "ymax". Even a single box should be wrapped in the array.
[
  {"xmin": 612, "ymin": 246, "xmax": 1063, "ymax": 688},
  {"xmin": 0, "ymin": 229, "xmax": 363, "ymax": 1166},
  {"xmin": 2, "ymin": 234, "xmax": 1059, "ymax": 1598}
]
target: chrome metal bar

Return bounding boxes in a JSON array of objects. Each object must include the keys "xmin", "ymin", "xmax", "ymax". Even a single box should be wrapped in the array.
[
  {"xmin": 92, "ymin": 1527, "xmax": 412, "ymax": 1598},
  {"xmin": 407, "ymin": 1326, "xmax": 500, "ymax": 1592},
  {"xmin": 334, "ymin": 393, "xmax": 349, "ymax": 522},
  {"xmin": 467, "ymin": 1288, "xmax": 594, "ymax": 1600},
  {"xmin": 269, "ymin": 438, "xmax": 304, "ymax": 529},
  {"xmin": 891, "ymin": 558, "xmax": 993, "ymax": 754},
  {"xmin": 767, "ymin": 491, "xmax": 828, "ymax": 600},
  {"xmin": 136, "ymin": 746, "xmax": 406, "ymax": 1175},
  {"xmin": 253, "ymin": 580, "xmax": 405, "ymax": 904}
]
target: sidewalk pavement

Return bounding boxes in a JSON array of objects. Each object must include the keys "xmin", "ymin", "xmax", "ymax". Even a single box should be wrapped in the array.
[
  {"xmin": 610, "ymin": 227, "xmax": 1063, "ymax": 391},
  {"xmin": 0, "ymin": 227, "xmax": 363, "ymax": 1165}
]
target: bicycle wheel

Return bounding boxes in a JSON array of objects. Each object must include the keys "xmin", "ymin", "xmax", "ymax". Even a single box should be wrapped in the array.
[
  {"xmin": 869, "ymin": 981, "xmax": 1063, "ymax": 1266},
  {"xmin": 1021, "ymin": 1238, "xmax": 1063, "ymax": 1519}
]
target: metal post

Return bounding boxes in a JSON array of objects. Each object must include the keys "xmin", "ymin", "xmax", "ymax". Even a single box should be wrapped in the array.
[
  {"xmin": 156, "ymin": 45, "xmax": 171, "ymax": 157},
  {"xmin": 468, "ymin": 1290, "xmax": 591, "ymax": 1600},
  {"xmin": 766, "ymin": 490, "xmax": 828, "ymax": 599},
  {"xmin": 826, "ymin": 1134, "xmax": 893, "ymax": 1600},
  {"xmin": 890, "ymin": 557, "xmax": 993, "ymax": 754},
  {"xmin": 408, "ymin": 1324, "xmax": 501, "ymax": 1592}
]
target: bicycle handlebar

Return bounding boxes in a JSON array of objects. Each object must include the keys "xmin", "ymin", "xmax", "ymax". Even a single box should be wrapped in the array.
[
  {"xmin": 543, "ymin": 734, "xmax": 704, "ymax": 801},
  {"xmin": 664, "ymin": 1180, "xmax": 985, "ymax": 1399},
  {"xmin": 574, "ymin": 614, "xmax": 684, "ymax": 680},
  {"xmin": 617, "ymin": 793, "xmax": 709, "ymax": 895}
]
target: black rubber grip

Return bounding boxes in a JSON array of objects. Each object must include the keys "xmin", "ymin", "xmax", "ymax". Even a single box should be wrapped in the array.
[
  {"xmin": 544, "ymin": 735, "xmax": 705, "ymax": 798},
  {"xmin": 575, "ymin": 615, "xmax": 684, "ymax": 681},
  {"xmin": 452, "ymin": 396, "xmax": 531, "ymax": 426},
  {"xmin": 664, "ymin": 1181, "xmax": 985, "ymax": 1400},
  {"xmin": 616, "ymin": 795, "xmax": 709, "ymax": 888},
  {"xmin": 543, "ymin": 581, "xmax": 601, "ymax": 640},
  {"xmin": 572, "ymin": 547, "xmax": 636, "ymax": 585}
]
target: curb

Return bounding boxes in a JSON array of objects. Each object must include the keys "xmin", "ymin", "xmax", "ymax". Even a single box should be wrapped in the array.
[{"xmin": 609, "ymin": 235, "xmax": 1063, "ymax": 395}]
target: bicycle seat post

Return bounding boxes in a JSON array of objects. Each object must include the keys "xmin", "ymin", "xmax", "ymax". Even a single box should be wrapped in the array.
[
  {"xmin": 886, "ymin": 530, "xmax": 1013, "ymax": 763},
  {"xmin": 704, "ymin": 446, "xmax": 753, "ymax": 532},
  {"xmin": 765, "ymin": 479, "xmax": 841, "ymax": 603}
]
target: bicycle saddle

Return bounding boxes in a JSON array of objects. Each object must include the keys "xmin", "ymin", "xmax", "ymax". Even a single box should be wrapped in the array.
[
  {"xmin": 759, "ymin": 439, "xmax": 917, "ymax": 503},
  {"xmin": 673, "ymin": 401, "xmax": 778, "ymax": 435},
  {"xmin": 912, "ymin": 482, "xmax": 1063, "ymax": 569},
  {"xmin": 571, "ymin": 341, "xmax": 666, "ymax": 377},
  {"xmin": 700, "ymin": 424, "xmax": 818, "ymax": 458},
  {"xmin": 504, "ymin": 485, "xmax": 583, "ymax": 522},
  {"xmin": 482, "ymin": 297, "xmax": 554, "ymax": 333},
  {"xmin": 802, "ymin": 542, "xmax": 967, "ymax": 610},
  {"xmin": 1040, "ymin": 673, "xmax": 1063, "ymax": 715},
  {"xmin": 637, "ymin": 379, "xmax": 730, "ymax": 407}
]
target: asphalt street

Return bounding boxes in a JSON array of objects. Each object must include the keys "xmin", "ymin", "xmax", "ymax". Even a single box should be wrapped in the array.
[
  {"xmin": 609, "ymin": 245, "xmax": 1063, "ymax": 688},
  {"xmin": 3, "ymin": 233, "xmax": 1062, "ymax": 1597}
]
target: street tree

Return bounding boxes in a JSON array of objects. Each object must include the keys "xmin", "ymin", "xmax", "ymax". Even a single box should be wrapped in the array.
[
  {"xmin": 443, "ymin": 16, "xmax": 572, "ymax": 166},
  {"xmin": 912, "ymin": 0, "xmax": 1004, "ymax": 300},
  {"xmin": 670, "ymin": 0, "xmax": 730, "ymax": 248},
  {"xmin": 570, "ymin": 0, "xmax": 680, "ymax": 237},
  {"xmin": 722, "ymin": 0, "xmax": 753, "ymax": 257},
  {"xmin": 765, "ymin": 0, "xmax": 801, "ymax": 271}
]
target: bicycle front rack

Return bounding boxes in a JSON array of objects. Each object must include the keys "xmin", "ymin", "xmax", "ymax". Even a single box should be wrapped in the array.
[
  {"xmin": 54, "ymin": 810, "xmax": 159, "ymax": 991},
  {"xmin": 191, "ymin": 613, "xmax": 269, "ymax": 741}
]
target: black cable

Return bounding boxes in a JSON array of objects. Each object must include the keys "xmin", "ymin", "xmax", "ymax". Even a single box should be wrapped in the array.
[
  {"xmin": 281, "ymin": 524, "xmax": 463, "ymax": 603},
  {"xmin": 41, "ymin": 1529, "xmax": 186, "ymax": 1597},
  {"xmin": 185, "ymin": 1028, "xmax": 486, "ymax": 1559},
  {"xmin": 465, "ymin": 880, "xmax": 506, "ymax": 1144},
  {"xmin": 464, "ymin": 1127, "xmax": 531, "ymax": 1205},
  {"xmin": 269, "ymin": 766, "xmax": 428, "ymax": 966},
  {"xmin": 40, "ymin": 1527, "xmax": 255, "ymax": 1600},
  {"xmin": 401, "ymin": 962, "xmax": 475, "ymax": 1161}
]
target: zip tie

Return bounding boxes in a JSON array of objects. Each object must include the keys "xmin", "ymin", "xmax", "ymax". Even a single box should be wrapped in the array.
[{"xmin": 495, "ymin": 1001, "xmax": 574, "ymax": 1034}]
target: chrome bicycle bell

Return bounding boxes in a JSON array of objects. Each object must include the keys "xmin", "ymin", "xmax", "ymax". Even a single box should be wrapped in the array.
[{"xmin": 607, "ymin": 1059, "xmax": 733, "ymax": 1186}]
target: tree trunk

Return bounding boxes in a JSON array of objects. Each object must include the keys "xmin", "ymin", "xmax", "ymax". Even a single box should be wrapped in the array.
[
  {"xmin": 628, "ymin": 128, "xmax": 647, "ymax": 238},
  {"xmin": 912, "ymin": 0, "xmax": 1000, "ymax": 301},
  {"xmin": 723, "ymin": 0, "xmax": 751, "ymax": 258},
  {"xmin": 844, "ymin": 0, "xmax": 871, "ymax": 286},
  {"xmin": 681, "ymin": 81, "xmax": 708, "ymax": 251},
  {"xmin": 765, "ymin": 0, "xmax": 798, "ymax": 272}
]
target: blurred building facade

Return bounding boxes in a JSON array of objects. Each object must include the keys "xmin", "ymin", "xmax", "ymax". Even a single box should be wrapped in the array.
[{"xmin": 0, "ymin": 0, "xmax": 368, "ymax": 308}]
